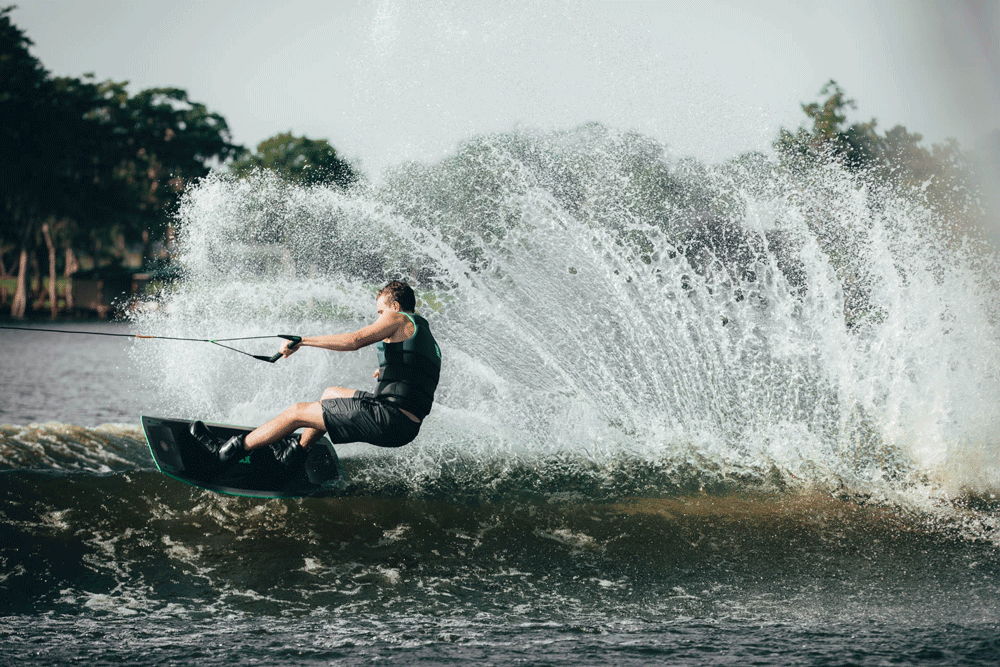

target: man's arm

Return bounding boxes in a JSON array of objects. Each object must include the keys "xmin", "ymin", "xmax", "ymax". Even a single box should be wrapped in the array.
[{"xmin": 281, "ymin": 312, "xmax": 407, "ymax": 356}]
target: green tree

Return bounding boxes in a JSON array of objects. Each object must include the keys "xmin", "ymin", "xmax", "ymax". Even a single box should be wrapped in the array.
[
  {"xmin": 775, "ymin": 80, "xmax": 981, "ymax": 234},
  {"xmin": 230, "ymin": 132, "xmax": 359, "ymax": 189},
  {"xmin": 0, "ymin": 5, "xmax": 72, "ymax": 317},
  {"xmin": 90, "ymin": 82, "xmax": 241, "ymax": 258},
  {"xmin": 1, "ymin": 7, "xmax": 240, "ymax": 317},
  {"xmin": 774, "ymin": 80, "xmax": 872, "ymax": 171}
]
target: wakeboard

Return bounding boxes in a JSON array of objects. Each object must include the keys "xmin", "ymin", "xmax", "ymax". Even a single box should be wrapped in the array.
[{"xmin": 141, "ymin": 415, "xmax": 346, "ymax": 498}]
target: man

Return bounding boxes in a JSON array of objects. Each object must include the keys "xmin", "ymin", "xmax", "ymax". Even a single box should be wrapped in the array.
[{"xmin": 192, "ymin": 280, "xmax": 441, "ymax": 468}]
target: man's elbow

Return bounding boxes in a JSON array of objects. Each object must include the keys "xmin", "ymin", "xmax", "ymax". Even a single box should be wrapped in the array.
[{"xmin": 345, "ymin": 336, "xmax": 367, "ymax": 351}]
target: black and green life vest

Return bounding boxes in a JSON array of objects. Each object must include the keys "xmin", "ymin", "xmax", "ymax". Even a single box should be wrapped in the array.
[{"xmin": 375, "ymin": 312, "xmax": 441, "ymax": 419}]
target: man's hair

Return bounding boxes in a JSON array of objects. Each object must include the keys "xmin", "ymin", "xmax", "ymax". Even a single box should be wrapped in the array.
[{"xmin": 377, "ymin": 280, "xmax": 416, "ymax": 311}]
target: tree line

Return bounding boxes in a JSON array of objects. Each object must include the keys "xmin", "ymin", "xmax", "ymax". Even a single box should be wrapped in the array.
[{"xmin": 0, "ymin": 7, "xmax": 357, "ymax": 318}]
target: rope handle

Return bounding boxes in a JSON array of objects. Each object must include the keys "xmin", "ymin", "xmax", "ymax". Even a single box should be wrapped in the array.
[{"xmin": 263, "ymin": 335, "xmax": 303, "ymax": 363}]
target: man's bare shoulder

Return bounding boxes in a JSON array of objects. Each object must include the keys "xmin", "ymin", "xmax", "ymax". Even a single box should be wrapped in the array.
[{"xmin": 384, "ymin": 311, "xmax": 416, "ymax": 343}]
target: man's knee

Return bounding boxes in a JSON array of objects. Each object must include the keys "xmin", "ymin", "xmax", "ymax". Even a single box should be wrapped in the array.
[
  {"xmin": 321, "ymin": 386, "xmax": 355, "ymax": 400},
  {"xmin": 286, "ymin": 401, "xmax": 316, "ymax": 418}
]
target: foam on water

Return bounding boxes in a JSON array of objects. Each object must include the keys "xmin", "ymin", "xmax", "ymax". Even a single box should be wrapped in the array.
[
  {"xmin": 130, "ymin": 125, "xmax": 1000, "ymax": 505},
  {"xmin": 0, "ymin": 423, "xmax": 144, "ymax": 471}
]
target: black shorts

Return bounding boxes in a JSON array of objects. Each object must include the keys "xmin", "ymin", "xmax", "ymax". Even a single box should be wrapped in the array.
[{"xmin": 320, "ymin": 391, "xmax": 421, "ymax": 448}]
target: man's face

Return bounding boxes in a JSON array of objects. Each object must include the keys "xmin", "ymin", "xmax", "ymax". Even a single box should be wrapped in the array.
[{"xmin": 376, "ymin": 295, "xmax": 399, "ymax": 316}]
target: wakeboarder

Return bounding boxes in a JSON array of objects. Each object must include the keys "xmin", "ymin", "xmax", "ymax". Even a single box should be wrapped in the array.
[{"xmin": 191, "ymin": 280, "xmax": 441, "ymax": 468}]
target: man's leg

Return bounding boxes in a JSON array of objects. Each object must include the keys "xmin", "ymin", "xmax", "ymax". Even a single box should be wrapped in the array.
[
  {"xmin": 243, "ymin": 401, "xmax": 325, "ymax": 450},
  {"xmin": 294, "ymin": 386, "xmax": 357, "ymax": 449},
  {"xmin": 244, "ymin": 386, "xmax": 355, "ymax": 451}
]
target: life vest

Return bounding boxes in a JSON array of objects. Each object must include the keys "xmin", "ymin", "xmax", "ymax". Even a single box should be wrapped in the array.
[{"xmin": 375, "ymin": 312, "xmax": 441, "ymax": 419}]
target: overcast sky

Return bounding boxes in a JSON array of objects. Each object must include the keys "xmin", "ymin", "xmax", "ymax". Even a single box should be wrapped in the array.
[{"xmin": 10, "ymin": 0, "xmax": 1000, "ymax": 181}]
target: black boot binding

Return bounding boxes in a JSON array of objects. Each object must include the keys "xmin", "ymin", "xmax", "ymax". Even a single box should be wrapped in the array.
[
  {"xmin": 217, "ymin": 434, "xmax": 246, "ymax": 465},
  {"xmin": 190, "ymin": 421, "xmax": 246, "ymax": 465},
  {"xmin": 270, "ymin": 435, "xmax": 307, "ymax": 470},
  {"xmin": 190, "ymin": 420, "xmax": 221, "ymax": 455}
]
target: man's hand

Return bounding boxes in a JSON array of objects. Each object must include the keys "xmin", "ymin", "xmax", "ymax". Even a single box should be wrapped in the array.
[{"xmin": 281, "ymin": 339, "xmax": 302, "ymax": 358}]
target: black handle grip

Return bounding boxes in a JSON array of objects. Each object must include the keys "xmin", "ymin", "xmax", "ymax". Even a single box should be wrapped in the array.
[{"xmin": 263, "ymin": 335, "xmax": 302, "ymax": 363}]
